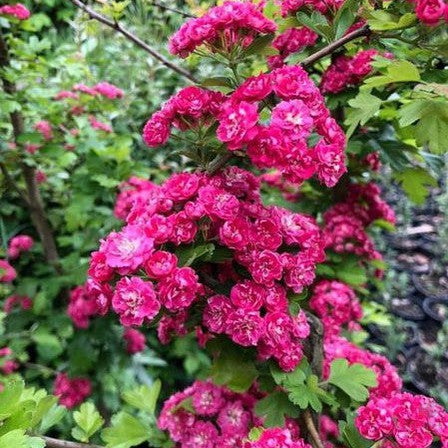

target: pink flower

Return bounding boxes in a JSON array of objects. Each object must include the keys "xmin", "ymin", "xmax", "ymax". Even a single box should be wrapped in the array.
[
  {"xmin": 198, "ymin": 186, "xmax": 240, "ymax": 220},
  {"xmin": 36, "ymin": 170, "xmax": 47, "ymax": 184},
  {"xmin": 249, "ymin": 250, "xmax": 283, "ymax": 286},
  {"xmin": 158, "ymin": 267, "xmax": 201, "ymax": 311},
  {"xmin": 7, "ymin": 235, "xmax": 33, "ymax": 259},
  {"xmin": 217, "ymin": 101, "xmax": 259, "ymax": 150},
  {"xmin": 94, "ymin": 81, "xmax": 124, "ymax": 99},
  {"xmin": 233, "ymin": 74, "xmax": 272, "ymax": 102},
  {"xmin": 225, "ymin": 309, "xmax": 264, "ymax": 346},
  {"xmin": 34, "ymin": 120, "xmax": 53, "ymax": 140},
  {"xmin": 112, "ymin": 276, "xmax": 160, "ymax": 326},
  {"xmin": 192, "ymin": 381, "xmax": 225, "ymax": 416},
  {"xmin": 145, "ymin": 251, "xmax": 178, "ymax": 278},
  {"xmin": 182, "ymin": 420, "xmax": 218, "ymax": 448},
  {"xmin": 89, "ymin": 116, "xmax": 113, "ymax": 133},
  {"xmin": 217, "ymin": 401, "xmax": 250, "ymax": 435},
  {"xmin": 123, "ymin": 328, "xmax": 146, "ymax": 354},
  {"xmin": 54, "ymin": 373, "xmax": 92, "ymax": 408},
  {"xmin": 73, "ymin": 83, "xmax": 98, "ymax": 96},
  {"xmin": 163, "ymin": 172, "xmax": 200, "ymax": 201},
  {"xmin": 230, "ymin": 280, "xmax": 265, "ymax": 311},
  {"xmin": 100, "ymin": 224, "xmax": 153, "ymax": 272},
  {"xmin": 68, "ymin": 285, "xmax": 99, "ymax": 329},
  {"xmin": 55, "ymin": 90, "xmax": 79, "ymax": 100},
  {"xmin": 0, "ymin": 260, "xmax": 16, "ymax": 283},
  {"xmin": 0, "ymin": 3, "xmax": 30, "ymax": 20},
  {"xmin": 415, "ymin": 0, "xmax": 445, "ymax": 25},
  {"xmin": 142, "ymin": 111, "xmax": 171, "ymax": 147},
  {"xmin": 203, "ymin": 295, "xmax": 233, "ymax": 334},
  {"xmin": 271, "ymin": 100, "xmax": 314, "ymax": 140},
  {"xmin": 88, "ymin": 251, "xmax": 114, "ymax": 282}
]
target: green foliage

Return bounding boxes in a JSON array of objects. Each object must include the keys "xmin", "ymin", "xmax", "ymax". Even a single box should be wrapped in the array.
[
  {"xmin": 72, "ymin": 402, "xmax": 104, "ymax": 442},
  {"xmin": 101, "ymin": 412, "xmax": 150, "ymax": 448},
  {"xmin": 122, "ymin": 380, "xmax": 161, "ymax": 414},
  {"xmin": 328, "ymin": 359, "xmax": 377, "ymax": 402}
]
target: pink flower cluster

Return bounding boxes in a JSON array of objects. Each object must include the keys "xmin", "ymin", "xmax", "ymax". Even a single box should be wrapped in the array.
[
  {"xmin": 269, "ymin": 27, "xmax": 318, "ymax": 68},
  {"xmin": 310, "ymin": 280, "xmax": 362, "ymax": 337},
  {"xmin": 279, "ymin": 0, "xmax": 345, "ymax": 17},
  {"xmin": 7, "ymin": 234, "xmax": 34, "ymax": 259},
  {"xmin": 0, "ymin": 3, "xmax": 30, "ymax": 20},
  {"xmin": 67, "ymin": 284, "xmax": 104, "ymax": 329},
  {"xmin": 89, "ymin": 168, "xmax": 324, "ymax": 371},
  {"xmin": 324, "ymin": 336, "xmax": 402, "ymax": 399},
  {"xmin": 93, "ymin": 81, "xmax": 124, "ymax": 99},
  {"xmin": 413, "ymin": 0, "xmax": 448, "ymax": 26},
  {"xmin": 89, "ymin": 115, "xmax": 113, "ymax": 133},
  {"xmin": 53, "ymin": 373, "xmax": 92, "ymax": 408},
  {"xmin": 245, "ymin": 428, "xmax": 311, "ymax": 448},
  {"xmin": 159, "ymin": 380, "xmax": 263, "ymax": 448},
  {"xmin": 4, "ymin": 294, "xmax": 32, "ymax": 313},
  {"xmin": 356, "ymin": 392, "xmax": 448, "ymax": 448},
  {"xmin": 323, "ymin": 182, "xmax": 395, "ymax": 261},
  {"xmin": 143, "ymin": 67, "xmax": 347, "ymax": 188},
  {"xmin": 123, "ymin": 328, "xmax": 146, "ymax": 354},
  {"xmin": 0, "ymin": 259, "xmax": 16, "ymax": 283},
  {"xmin": 0, "ymin": 347, "xmax": 19, "ymax": 376},
  {"xmin": 34, "ymin": 120, "xmax": 53, "ymax": 141},
  {"xmin": 114, "ymin": 177, "xmax": 157, "ymax": 220},
  {"xmin": 169, "ymin": 1, "xmax": 276, "ymax": 58},
  {"xmin": 143, "ymin": 86, "xmax": 225, "ymax": 147},
  {"xmin": 320, "ymin": 50, "xmax": 380, "ymax": 94}
]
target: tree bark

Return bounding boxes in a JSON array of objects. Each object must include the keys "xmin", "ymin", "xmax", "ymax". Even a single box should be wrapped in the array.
[
  {"xmin": 0, "ymin": 31, "xmax": 62, "ymax": 273},
  {"xmin": 42, "ymin": 436, "xmax": 102, "ymax": 448}
]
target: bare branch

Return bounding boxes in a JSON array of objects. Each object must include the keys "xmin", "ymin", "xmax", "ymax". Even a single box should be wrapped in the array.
[
  {"xmin": 303, "ymin": 409, "xmax": 326, "ymax": 448},
  {"xmin": 68, "ymin": 0, "xmax": 198, "ymax": 83},
  {"xmin": 41, "ymin": 436, "xmax": 102, "ymax": 448},
  {"xmin": 301, "ymin": 25, "xmax": 371, "ymax": 67},
  {"xmin": 150, "ymin": 1, "xmax": 195, "ymax": 18}
]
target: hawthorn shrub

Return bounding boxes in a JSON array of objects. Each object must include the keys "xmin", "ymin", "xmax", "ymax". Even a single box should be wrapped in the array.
[{"xmin": 0, "ymin": 1, "xmax": 448, "ymax": 448}]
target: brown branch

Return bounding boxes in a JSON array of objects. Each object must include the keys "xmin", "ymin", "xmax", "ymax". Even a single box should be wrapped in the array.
[
  {"xmin": 0, "ymin": 31, "xmax": 62, "ymax": 273},
  {"xmin": 301, "ymin": 25, "xmax": 371, "ymax": 67},
  {"xmin": 150, "ymin": 1, "xmax": 195, "ymax": 18},
  {"xmin": 41, "ymin": 436, "xmax": 102, "ymax": 448},
  {"xmin": 303, "ymin": 409, "xmax": 326, "ymax": 448},
  {"xmin": 68, "ymin": 0, "xmax": 198, "ymax": 83}
]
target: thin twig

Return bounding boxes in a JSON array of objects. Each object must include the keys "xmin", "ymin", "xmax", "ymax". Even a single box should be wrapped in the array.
[
  {"xmin": 301, "ymin": 25, "xmax": 371, "ymax": 67},
  {"xmin": 150, "ymin": 1, "xmax": 195, "ymax": 18},
  {"xmin": 41, "ymin": 436, "xmax": 102, "ymax": 448},
  {"xmin": 68, "ymin": 0, "xmax": 197, "ymax": 83},
  {"xmin": 303, "ymin": 409, "xmax": 326, "ymax": 448}
]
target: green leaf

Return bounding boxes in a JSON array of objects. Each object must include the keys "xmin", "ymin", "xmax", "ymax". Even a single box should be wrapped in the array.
[
  {"xmin": 39, "ymin": 404, "xmax": 66, "ymax": 434},
  {"xmin": 175, "ymin": 243, "xmax": 215, "ymax": 267},
  {"xmin": 366, "ymin": 10, "xmax": 416, "ymax": 31},
  {"xmin": 201, "ymin": 77, "xmax": 233, "ymax": 88},
  {"xmin": 394, "ymin": 167, "xmax": 437, "ymax": 204},
  {"xmin": 328, "ymin": 359, "xmax": 377, "ymax": 402},
  {"xmin": 122, "ymin": 380, "xmax": 161, "ymax": 414},
  {"xmin": 31, "ymin": 332, "xmax": 63, "ymax": 361},
  {"xmin": 345, "ymin": 92, "xmax": 382, "ymax": 137},
  {"xmin": 209, "ymin": 340, "xmax": 258, "ymax": 393},
  {"xmin": 334, "ymin": 257, "xmax": 367, "ymax": 286},
  {"xmin": 102, "ymin": 412, "xmax": 150, "ymax": 448},
  {"xmin": 297, "ymin": 11, "xmax": 332, "ymax": 40},
  {"xmin": 0, "ymin": 430, "xmax": 29, "ymax": 448},
  {"xmin": 243, "ymin": 34, "xmax": 275, "ymax": 57},
  {"xmin": 333, "ymin": 0, "xmax": 358, "ymax": 39},
  {"xmin": 72, "ymin": 402, "xmax": 104, "ymax": 442},
  {"xmin": 0, "ymin": 379, "xmax": 24, "ymax": 419},
  {"xmin": 254, "ymin": 391, "xmax": 299, "ymax": 427},
  {"xmin": 363, "ymin": 60, "xmax": 420, "ymax": 88}
]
